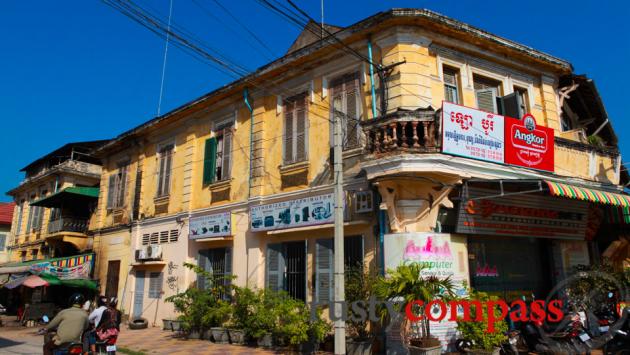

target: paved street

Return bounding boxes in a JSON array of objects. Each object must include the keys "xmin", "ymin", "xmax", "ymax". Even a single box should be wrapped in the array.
[{"xmin": 0, "ymin": 316, "xmax": 298, "ymax": 354}]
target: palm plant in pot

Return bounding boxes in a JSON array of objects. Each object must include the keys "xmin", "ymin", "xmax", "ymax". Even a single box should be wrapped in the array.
[
  {"xmin": 374, "ymin": 262, "xmax": 454, "ymax": 355},
  {"xmin": 345, "ymin": 266, "xmax": 376, "ymax": 355}
]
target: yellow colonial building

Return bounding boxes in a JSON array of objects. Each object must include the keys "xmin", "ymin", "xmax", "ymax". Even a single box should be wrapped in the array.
[
  {"xmin": 91, "ymin": 9, "xmax": 626, "ymax": 347},
  {"xmin": 6, "ymin": 141, "xmax": 107, "ymax": 262}
]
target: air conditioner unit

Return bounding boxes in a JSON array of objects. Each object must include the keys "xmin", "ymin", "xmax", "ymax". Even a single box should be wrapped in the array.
[
  {"xmin": 146, "ymin": 244, "xmax": 163, "ymax": 260},
  {"xmin": 136, "ymin": 248, "xmax": 147, "ymax": 261}
]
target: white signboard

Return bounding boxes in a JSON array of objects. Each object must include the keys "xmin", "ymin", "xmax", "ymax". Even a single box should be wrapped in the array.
[
  {"xmin": 250, "ymin": 193, "xmax": 334, "ymax": 231},
  {"xmin": 189, "ymin": 212, "xmax": 231, "ymax": 239},
  {"xmin": 384, "ymin": 233, "xmax": 468, "ymax": 352},
  {"xmin": 442, "ymin": 101, "xmax": 505, "ymax": 164}
]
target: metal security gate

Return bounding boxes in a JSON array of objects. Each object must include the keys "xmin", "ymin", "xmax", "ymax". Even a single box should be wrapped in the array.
[
  {"xmin": 133, "ymin": 270, "xmax": 145, "ymax": 318},
  {"xmin": 285, "ymin": 241, "xmax": 306, "ymax": 301}
]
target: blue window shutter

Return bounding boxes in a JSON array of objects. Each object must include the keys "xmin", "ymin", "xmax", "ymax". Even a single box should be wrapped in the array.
[
  {"xmin": 148, "ymin": 272, "xmax": 163, "ymax": 299},
  {"xmin": 315, "ymin": 239, "xmax": 333, "ymax": 303},
  {"xmin": 0, "ymin": 234, "xmax": 6, "ymax": 251},
  {"xmin": 266, "ymin": 243, "xmax": 284, "ymax": 292},
  {"xmin": 203, "ymin": 138, "xmax": 217, "ymax": 185}
]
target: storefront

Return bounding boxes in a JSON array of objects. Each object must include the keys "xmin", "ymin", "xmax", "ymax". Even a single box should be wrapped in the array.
[
  {"xmin": 457, "ymin": 179, "xmax": 623, "ymax": 301},
  {"xmin": 250, "ymin": 188, "xmax": 375, "ymax": 304}
]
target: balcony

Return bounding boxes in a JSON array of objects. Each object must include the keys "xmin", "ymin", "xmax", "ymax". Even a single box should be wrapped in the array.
[
  {"xmin": 362, "ymin": 107, "xmax": 440, "ymax": 156},
  {"xmin": 48, "ymin": 217, "xmax": 89, "ymax": 235}
]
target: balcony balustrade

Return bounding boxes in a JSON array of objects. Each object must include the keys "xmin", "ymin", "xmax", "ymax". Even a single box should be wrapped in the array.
[
  {"xmin": 362, "ymin": 108, "xmax": 440, "ymax": 156},
  {"xmin": 48, "ymin": 217, "xmax": 89, "ymax": 234}
]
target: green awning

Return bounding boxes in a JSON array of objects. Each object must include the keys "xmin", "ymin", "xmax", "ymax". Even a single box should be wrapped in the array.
[
  {"xmin": 39, "ymin": 274, "xmax": 98, "ymax": 290},
  {"xmin": 30, "ymin": 187, "xmax": 99, "ymax": 208}
]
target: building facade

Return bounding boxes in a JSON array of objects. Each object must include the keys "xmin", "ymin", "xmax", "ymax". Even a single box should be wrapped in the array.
[
  {"xmin": 91, "ymin": 9, "xmax": 626, "ymax": 347},
  {"xmin": 6, "ymin": 141, "xmax": 107, "ymax": 262},
  {"xmin": 0, "ymin": 202, "xmax": 15, "ymax": 264}
]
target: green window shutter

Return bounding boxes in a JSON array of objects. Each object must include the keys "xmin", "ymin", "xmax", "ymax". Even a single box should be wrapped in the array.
[{"xmin": 202, "ymin": 138, "xmax": 217, "ymax": 185}]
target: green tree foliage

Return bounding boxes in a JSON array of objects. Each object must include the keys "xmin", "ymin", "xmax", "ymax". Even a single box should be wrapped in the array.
[{"xmin": 455, "ymin": 290, "xmax": 508, "ymax": 351}]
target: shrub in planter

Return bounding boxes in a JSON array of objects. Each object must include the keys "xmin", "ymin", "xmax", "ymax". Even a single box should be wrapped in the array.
[
  {"xmin": 374, "ymin": 262, "xmax": 455, "ymax": 354},
  {"xmin": 345, "ymin": 266, "xmax": 377, "ymax": 355},
  {"xmin": 455, "ymin": 290, "xmax": 507, "ymax": 353},
  {"xmin": 165, "ymin": 262, "xmax": 234, "ymax": 337}
]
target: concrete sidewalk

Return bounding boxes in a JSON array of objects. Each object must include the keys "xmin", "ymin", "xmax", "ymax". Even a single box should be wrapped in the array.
[
  {"xmin": 0, "ymin": 315, "xmax": 280, "ymax": 355},
  {"xmin": 117, "ymin": 326, "xmax": 283, "ymax": 354}
]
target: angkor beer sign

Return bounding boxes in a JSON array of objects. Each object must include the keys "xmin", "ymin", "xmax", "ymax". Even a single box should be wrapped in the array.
[
  {"xmin": 441, "ymin": 102, "xmax": 554, "ymax": 172},
  {"xmin": 457, "ymin": 188, "xmax": 588, "ymax": 239},
  {"xmin": 505, "ymin": 114, "xmax": 554, "ymax": 171}
]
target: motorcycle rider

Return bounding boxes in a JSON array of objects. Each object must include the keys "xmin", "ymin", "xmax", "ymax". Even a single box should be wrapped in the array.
[
  {"xmin": 86, "ymin": 295, "xmax": 109, "ymax": 352},
  {"xmin": 41, "ymin": 293, "xmax": 89, "ymax": 355}
]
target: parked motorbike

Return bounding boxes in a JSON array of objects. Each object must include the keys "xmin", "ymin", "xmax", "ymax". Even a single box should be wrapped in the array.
[{"xmin": 603, "ymin": 308, "xmax": 630, "ymax": 355}]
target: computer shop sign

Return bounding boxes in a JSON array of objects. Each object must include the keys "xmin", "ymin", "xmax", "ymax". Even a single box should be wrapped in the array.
[{"xmin": 442, "ymin": 102, "xmax": 554, "ymax": 172}]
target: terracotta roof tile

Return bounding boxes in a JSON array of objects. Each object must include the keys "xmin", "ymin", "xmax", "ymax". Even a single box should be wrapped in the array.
[{"xmin": 0, "ymin": 202, "xmax": 15, "ymax": 225}]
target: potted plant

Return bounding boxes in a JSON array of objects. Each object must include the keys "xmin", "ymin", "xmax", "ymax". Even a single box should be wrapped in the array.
[
  {"xmin": 230, "ymin": 286, "xmax": 258, "ymax": 345},
  {"xmin": 208, "ymin": 299, "xmax": 231, "ymax": 344},
  {"xmin": 345, "ymin": 266, "xmax": 376, "ymax": 355},
  {"xmin": 374, "ymin": 262, "xmax": 455, "ymax": 355},
  {"xmin": 165, "ymin": 262, "xmax": 235, "ymax": 340},
  {"xmin": 455, "ymin": 291, "xmax": 507, "ymax": 355},
  {"xmin": 241, "ymin": 289, "xmax": 275, "ymax": 348}
]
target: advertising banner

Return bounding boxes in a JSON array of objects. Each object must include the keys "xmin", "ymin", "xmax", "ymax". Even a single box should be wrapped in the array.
[
  {"xmin": 250, "ymin": 193, "xmax": 334, "ymax": 232},
  {"xmin": 189, "ymin": 212, "xmax": 231, "ymax": 239},
  {"xmin": 457, "ymin": 187, "xmax": 588, "ymax": 239},
  {"xmin": 442, "ymin": 101, "xmax": 504, "ymax": 164},
  {"xmin": 504, "ymin": 114, "xmax": 554, "ymax": 171},
  {"xmin": 384, "ymin": 233, "xmax": 468, "ymax": 352},
  {"xmin": 441, "ymin": 102, "xmax": 555, "ymax": 172}
]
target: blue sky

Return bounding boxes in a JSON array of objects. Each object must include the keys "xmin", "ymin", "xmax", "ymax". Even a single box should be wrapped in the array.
[{"xmin": 1, "ymin": 0, "xmax": 628, "ymax": 201}]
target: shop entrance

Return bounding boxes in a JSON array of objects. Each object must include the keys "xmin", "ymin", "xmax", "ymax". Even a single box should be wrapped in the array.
[{"xmin": 468, "ymin": 237, "xmax": 552, "ymax": 301}]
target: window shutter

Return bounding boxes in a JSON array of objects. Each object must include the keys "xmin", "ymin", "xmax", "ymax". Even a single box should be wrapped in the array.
[
  {"xmin": 222, "ymin": 130, "xmax": 232, "ymax": 180},
  {"xmin": 117, "ymin": 167, "xmax": 128, "ymax": 207},
  {"xmin": 315, "ymin": 239, "xmax": 334, "ymax": 303},
  {"xmin": 500, "ymin": 92, "xmax": 523, "ymax": 119},
  {"xmin": 444, "ymin": 85, "xmax": 458, "ymax": 104},
  {"xmin": 296, "ymin": 98, "xmax": 307, "ymax": 161},
  {"xmin": 163, "ymin": 150, "xmax": 172, "ymax": 196},
  {"xmin": 344, "ymin": 79, "xmax": 359, "ymax": 148},
  {"xmin": 224, "ymin": 247, "xmax": 233, "ymax": 297},
  {"xmin": 0, "ymin": 234, "xmax": 6, "ymax": 251},
  {"xmin": 476, "ymin": 88, "xmax": 498, "ymax": 114},
  {"xmin": 202, "ymin": 138, "xmax": 217, "ymax": 184},
  {"xmin": 266, "ymin": 243, "xmax": 284, "ymax": 292},
  {"xmin": 197, "ymin": 250, "xmax": 207, "ymax": 290},
  {"xmin": 107, "ymin": 175, "xmax": 116, "ymax": 209},
  {"xmin": 26, "ymin": 206, "xmax": 33, "ymax": 232},
  {"xmin": 284, "ymin": 105, "xmax": 294, "ymax": 163},
  {"xmin": 157, "ymin": 156, "xmax": 165, "ymax": 197},
  {"xmin": 148, "ymin": 272, "xmax": 163, "ymax": 298}
]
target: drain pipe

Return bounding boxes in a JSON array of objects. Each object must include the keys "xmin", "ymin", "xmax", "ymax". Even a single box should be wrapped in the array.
[
  {"xmin": 367, "ymin": 38, "xmax": 378, "ymax": 119},
  {"xmin": 244, "ymin": 88, "xmax": 254, "ymax": 198}
]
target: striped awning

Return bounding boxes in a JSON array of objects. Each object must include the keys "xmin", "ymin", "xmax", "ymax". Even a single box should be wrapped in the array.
[{"xmin": 546, "ymin": 181, "xmax": 630, "ymax": 207}]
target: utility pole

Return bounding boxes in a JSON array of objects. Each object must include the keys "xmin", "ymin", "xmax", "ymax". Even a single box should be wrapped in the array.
[{"xmin": 333, "ymin": 108, "xmax": 345, "ymax": 355}]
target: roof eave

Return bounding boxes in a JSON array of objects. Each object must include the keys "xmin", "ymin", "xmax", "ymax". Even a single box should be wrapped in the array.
[{"xmin": 96, "ymin": 8, "xmax": 572, "ymax": 154}]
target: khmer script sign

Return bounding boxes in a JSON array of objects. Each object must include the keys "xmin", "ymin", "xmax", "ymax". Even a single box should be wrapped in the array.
[{"xmin": 442, "ymin": 101, "xmax": 505, "ymax": 164}]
